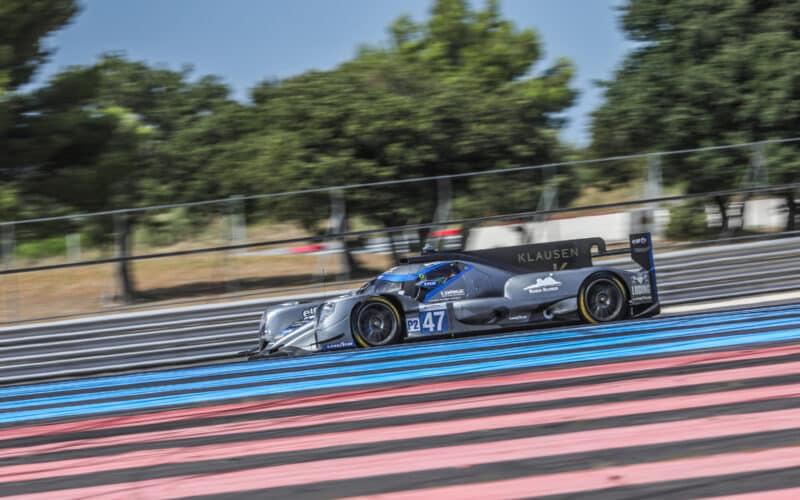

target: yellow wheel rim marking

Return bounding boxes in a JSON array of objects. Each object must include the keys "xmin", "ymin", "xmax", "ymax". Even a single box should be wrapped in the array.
[
  {"xmin": 353, "ymin": 296, "xmax": 401, "ymax": 348},
  {"xmin": 579, "ymin": 276, "xmax": 627, "ymax": 324}
]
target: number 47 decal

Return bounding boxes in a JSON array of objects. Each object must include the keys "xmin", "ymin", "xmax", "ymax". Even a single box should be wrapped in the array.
[{"xmin": 420, "ymin": 309, "xmax": 448, "ymax": 334}]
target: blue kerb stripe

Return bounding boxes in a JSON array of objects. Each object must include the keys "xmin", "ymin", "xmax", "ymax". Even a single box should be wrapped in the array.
[
  {"xmin": 4, "ymin": 313, "xmax": 800, "ymax": 411},
  {"xmin": 3, "ymin": 304, "xmax": 799, "ymax": 399},
  {"xmin": 3, "ymin": 325, "xmax": 799, "ymax": 424},
  {"xmin": 2, "ymin": 303, "xmax": 800, "ymax": 400}
]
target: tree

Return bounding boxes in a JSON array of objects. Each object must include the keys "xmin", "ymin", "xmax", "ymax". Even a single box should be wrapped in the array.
[
  {"xmin": 245, "ymin": 0, "xmax": 577, "ymax": 260},
  {"xmin": 0, "ymin": 0, "xmax": 78, "ymax": 92},
  {"xmin": 591, "ymin": 0, "xmax": 800, "ymax": 231},
  {"xmin": 13, "ymin": 54, "xmax": 245, "ymax": 301},
  {"xmin": 1, "ymin": 0, "xmax": 79, "ymax": 211}
]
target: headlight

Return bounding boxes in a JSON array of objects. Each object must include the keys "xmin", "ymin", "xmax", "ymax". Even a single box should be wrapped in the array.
[{"xmin": 318, "ymin": 302, "xmax": 336, "ymax": 323}]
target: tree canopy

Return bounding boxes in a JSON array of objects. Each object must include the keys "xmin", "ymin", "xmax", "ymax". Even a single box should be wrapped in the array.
[
  {"xmin": 1, "ymin": 0, "xmax": 581, "ymax": 299},
  {"xmin": 591, "ymin": 0, "xmax": 800, "ymax": 229},
  {"xmin": 243, "ymin": 0, "xmax": 577, "ymax": 232}
]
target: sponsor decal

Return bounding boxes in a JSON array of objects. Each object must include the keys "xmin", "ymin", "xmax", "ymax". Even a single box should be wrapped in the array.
[
  {"xmin": 508, "ymin": 314, "xmax": 529, "ymax": 322},
  {"xmin": 517, "ymin": 247, "xmax": 579, "ymax": 265},
  {"xmin": 439, "ymin": 288, "xmax": 465, "ymax": 299},
  {"xmin": 523, "ymin": 274, "xmax": 563, "ymax": 294},
  {"xmin": 418, "ymin": 280, "xmax": 439, "ymax": 288},
  {"xmin": 630, "ymin": 233, "xmax": 653, "ymax": 255},
  {"xmin": 302, "ymin": 307, "xmax": 316, "ymax": 320},
  {"xmin": 320, "ymin": 341, "xmax": 356, "ymax": 351},
  {"xmin": 631, "ymin": 272, "xmax": 651, "ymax": 297}
]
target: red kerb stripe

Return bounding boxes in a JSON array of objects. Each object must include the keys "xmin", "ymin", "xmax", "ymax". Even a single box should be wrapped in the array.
[
  {"xmin": 3, "ymin": 413, "xmax": 799, "ymax": 499},
  {"xmin": 0, "ymin": 408, "xmax": 797, "ymax": 485}
]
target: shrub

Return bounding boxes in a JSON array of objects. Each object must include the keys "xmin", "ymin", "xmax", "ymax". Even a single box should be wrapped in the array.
[
  {"xmin": 666, "ymin": 200, "xmax": 710, "ymax": 240},
  {"xmin": 16, "ymin": 237, "xmax": 68, "ymax": 260}
]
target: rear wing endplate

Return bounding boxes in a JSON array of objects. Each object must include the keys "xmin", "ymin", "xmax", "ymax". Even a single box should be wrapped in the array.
[{"xmin": 629, "ymin": 232, "xmax": 659, "ymax": 302}]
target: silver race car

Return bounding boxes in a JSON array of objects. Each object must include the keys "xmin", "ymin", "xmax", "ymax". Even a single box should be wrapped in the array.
[{"xmin": 248, "ymin": 233, "xmax": 659, "ymax": 357}]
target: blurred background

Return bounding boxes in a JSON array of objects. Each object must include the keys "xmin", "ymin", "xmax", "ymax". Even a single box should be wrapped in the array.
[{"xmin": 1, "ymin": 0, "xmax": 799, "ymax": 322}]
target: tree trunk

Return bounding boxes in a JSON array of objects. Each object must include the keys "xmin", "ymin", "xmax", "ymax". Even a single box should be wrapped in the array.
[
  {"xmin": 786, "ymin": 192, "xmax": 797, "ymax": 232},
  {"xmin": 387, "ymin": 231, "xmax": 402, "ymax": 266},
  {"xmin": 341, "ymin": 238, "xmax": 365, "ymax": 277},
  {"xmin": 114, "ymin": 216, "xmax": 137, "ymax": 303},
  {"xmin": 714, "ymin": 196, "xmax": 729, "ymax": 233},
  {"xmin": 417, "ymin": 227, "xmax": 432, "ymax": 251}
]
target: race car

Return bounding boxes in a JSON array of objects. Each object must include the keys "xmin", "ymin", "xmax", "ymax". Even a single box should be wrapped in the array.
[{"xmin": 248, "ymin": 233, "xmax": 660, "ymax": 357}]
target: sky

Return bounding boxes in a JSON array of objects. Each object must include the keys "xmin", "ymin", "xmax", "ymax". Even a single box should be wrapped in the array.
[{"xmin": 36, "ymin": 0, "xmax": 632, "ymax": 146}]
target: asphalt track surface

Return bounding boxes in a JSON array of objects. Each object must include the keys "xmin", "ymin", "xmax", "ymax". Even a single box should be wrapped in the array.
[{"xmin": 2, "ymin": 303, "xmax": 800, "ymax": 498}]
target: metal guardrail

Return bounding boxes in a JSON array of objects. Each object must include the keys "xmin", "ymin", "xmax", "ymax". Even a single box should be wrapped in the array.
[
  {"xmin": 0, "ymin": 236, "xmax": 798, "ymax": 384},
  {"xmin": 3, "ymin": 182, "xmax": 799, "ymax": 277},
  {"xmin": 3, "ymin": 136, "xmax": 798, "ymax": 226}
]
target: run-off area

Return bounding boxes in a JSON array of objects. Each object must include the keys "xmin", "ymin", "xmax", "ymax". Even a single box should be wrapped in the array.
[{"xmin": 1, "ymin": 303, "xmax": 800, "ymax": 499}]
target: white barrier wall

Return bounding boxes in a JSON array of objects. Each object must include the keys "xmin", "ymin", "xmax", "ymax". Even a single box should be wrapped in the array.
[
  {"xmin": 743, "ymin": 198, "xmax": 786, "ymax": 228},
  {"xmin": 464, "ymin": 198, "xmax": 787, "ymax": 250},
  {"xmin": 465, "ymin": 212, "xmax": 632, "ymax": 250}
]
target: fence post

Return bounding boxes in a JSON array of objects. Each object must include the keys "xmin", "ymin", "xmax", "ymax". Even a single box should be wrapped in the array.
[
  {"xmin": 66, "ymin": 217, "xmax": 82, "ymax": 263},
  {"xmin": 737, "ymin": 142, "xmax": 769, "ymax": 230},
  {"xmin": 1, "ymin": 223, "xmax": 17, "ymax": 321},
  {"xmin": 646, "ymin": 154, "xmax": 663, "ymax": 199},
  {"xmin": 113, "ymin": 213, "xmax": 136, "ymax": 303},
  {"xmin": 426, "ymin": 177, "xmax": 453, "ymax": 250},
  {"xmin": 748, "ymin": 142, "xmax": 768, "ymax": 187},
  {"xmin": 229, "ymin": 195, "xmax": 247, "ymax": 245},
  {"xmin": 224, "ymin": 195, "xmax": 246, "ymax": 294},
  {"xmin": 530, "ymin": 166, "xmax": 560, "ymax": 243},
  {"xmin": 327, "ymin": 189, "xmax": 348, "ymax": 280},
  {"xmin": 645, "ymin": 154, "xmax": 664, "ymax": 236}
]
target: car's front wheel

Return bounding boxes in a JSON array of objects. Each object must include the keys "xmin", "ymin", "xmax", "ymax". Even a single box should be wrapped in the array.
[
  {"xmin": 352, "ymin": 297, "xmax": 404, "ymax": 347},
  {"xmin": 578, "ymin": 273, "xmax": 628, "ymax": 323}
]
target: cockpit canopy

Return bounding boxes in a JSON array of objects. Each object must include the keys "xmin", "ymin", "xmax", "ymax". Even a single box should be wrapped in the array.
[{"xmin": 371, "ymin": 261, "xmax": 467, "ymax": 301}]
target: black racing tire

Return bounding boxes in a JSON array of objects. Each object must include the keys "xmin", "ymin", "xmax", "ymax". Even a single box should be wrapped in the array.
[
  {"xmin": 578, "ymin": 272, "xmax": 628, "ymax": 324},
  {"xmin": 352, "ymin": 297, "xmax": 404, "ymax": 348}
]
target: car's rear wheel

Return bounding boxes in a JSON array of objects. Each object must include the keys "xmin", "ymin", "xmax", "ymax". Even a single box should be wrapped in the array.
[
  {"xmin": 578, "ymin": 273, "xmax": 627, "ymax": 323},
  {"xmin": 352, "ymin": 297, "xmax": 404, "ymax": 347}
]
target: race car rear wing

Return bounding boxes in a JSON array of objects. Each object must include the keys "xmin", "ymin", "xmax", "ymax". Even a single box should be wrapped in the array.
[
  {"xmin": 408, "ymin": 233, "xmax": 656, "ymax": 271},
  {"xmin": 405, "ymin": 237, "xmax": 606, "ymax": 272}
]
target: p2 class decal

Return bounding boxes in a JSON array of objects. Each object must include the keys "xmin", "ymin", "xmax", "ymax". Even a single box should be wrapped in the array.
[{"xmin": 406, "ymin": 316, "xmax": 421, "ymax": 333}]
